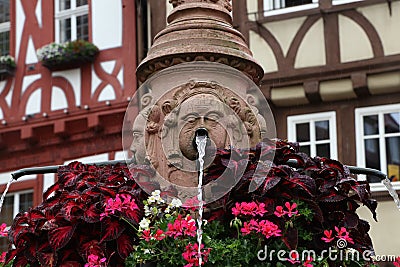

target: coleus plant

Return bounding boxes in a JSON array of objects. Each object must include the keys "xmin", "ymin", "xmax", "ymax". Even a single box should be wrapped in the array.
[
  {"xmin": 2, "ymin": 139, "xmax": 380, "ymax": 266},
  {"xmin": 4, "ymin": 162, "xmax": 152, "ymax": 267}
]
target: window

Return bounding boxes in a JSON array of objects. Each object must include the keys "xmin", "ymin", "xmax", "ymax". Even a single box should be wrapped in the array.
[
  {"xmin": 287, "ymin": 112, "xmax": 337, "ymax": 159},
  {"xmin": 0, "ymin": 190, "xmax": 33, "ymax": 252},
  {"xmin": 0, "ymin": 0, "xmax": 10, "ymax": 56},
  {"xmin": 332, "ymin": 0, "xmax": 364, "ymax": 5},
  {"xmin": 55, "ymin": 0, "xmax": 89, "ymax": 43},
  {"xmin": 356, "ymin": 104, "xmax": 400, "ymax": 187},
  {"xmin": 263, "ymin": 0, "xmax": 318, "ymax": 12}
]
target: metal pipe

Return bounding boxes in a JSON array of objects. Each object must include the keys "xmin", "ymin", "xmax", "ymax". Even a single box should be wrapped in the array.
[
  {"xmin": 285, "ymin": 159, "xmax": 387, "ymax": 181},
  {"xmin": 10, "ymin": 158, "xmax": 387, "ymax": 181},
  {"xmin": 10, "ymin": 160, "xmax": 126, "ymax": 180}
]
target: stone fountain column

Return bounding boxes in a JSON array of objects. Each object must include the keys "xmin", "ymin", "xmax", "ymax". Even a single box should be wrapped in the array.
[
  {"xmin": 125, "ymin": 0, "xmax": 275, "ymax": 204},
  {"xmin": 136, "ymin": 0, "xmax": 264, "ymax": 84}
]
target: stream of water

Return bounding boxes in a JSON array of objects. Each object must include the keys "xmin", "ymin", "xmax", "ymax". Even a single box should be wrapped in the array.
[
  {"xmin": 382, "ymin": 177, "xmax": 400, "ymax": 210},
  {"xmin": 0, "ymin": 177, "xmax": 14, "ymax": 214},
  {"xmin": 195, "ymin": 135, "xmax": 207, "ymax": 266}
]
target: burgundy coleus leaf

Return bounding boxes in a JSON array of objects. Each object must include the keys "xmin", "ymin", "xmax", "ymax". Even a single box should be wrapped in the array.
[
  {"xmin": 68, "ymin": 161, "xmax": 87, "ymax": 171},
  {"xmin": 24, "ymin": 238, "xmax": 39, "ymax": 262},
  {"xmin": 48, "ymin": 225, "xmax": 76, "ymax": 250},
  {"xmin": 9, "ymin": 255, "xmax": 29, "ymax": 267},
  {"xmin": 283, "ymin": 227, "xmax": 298, "ymax": 250},
  {"xmin": 221, "ymin": 158, "xmax": 249, "ymax": 180},
  {"xmin": 320, "ymin": 158, "xmax": 347, "ymax": 179},
  {"xmin": 104, "ymin": 172, "xmax": 125, "ymax": 184},
  {"xmin": 37, "ymin": 251, "xmax": 58, "ymax": 267},
  {"xmin": 123, "ymin": 207, "xmax": 142, "ymax": 225},
  {"xmin": 343, "ymin": 212, "xmax": 359, "ymax": 229},
  {"xmin": 327, "ymin": 211, "xmax": 345, "ymax": 223},
  {"xmin": 128, "ymin": 165, "xmax": 156, "ymax": 181},
  {"xmin": 97, "ymin": 185, "xmax": 117, "ymax": 198},
  {"xmin": 351, "ymin": 184, "xmax": 370, "ymax": 202},
  {"xmin": 83, "ymin": 204, "xmax": 101, "ymax": 223},
  {"xmin": 43, "ymin": 183, "xmax": 59, "ymax": 200},
  {"xmin": 205, "ymin": 208, "xmax": 225, "ymax": 221},
  {"xmin": 100, "ymin": 219, "xmax": 126, "ymax": 242},
  {"xmin": 58, "ymin": 171, "xmax": 82, "ymax": 189},
  {"xmin": 286, "ymin": 174, "xmax": 316, "ymax": 197},
  {"xmin": 282, "ymin": 153, "xmax": 306, "ymax": 168},
  {"xmin": 319, "ymin": 189, "xmax": 347, "ymax": 202},
  {"xmin": 62, "ymin": 200, "xmax": 84, "ymax": 221},
  {"xmin": 80, "ymin": 240, "xmax": 105, "ymax": 260},
  {"xmin": 261, "ymin": 176, "xmax": 281, "ymax": 195},
  {"xmin": 247, "ymin": 161, "xmax": 273, "ymax": 191},
  {"xmin": 116, "ymin": 233, "xmax": 134, "ymax": 259},
  {"xmin": 4, "ymin": 249, "xmax": 18, "ymax": 265},
  {"xmin": 59, "ymin": 262, "xmax": 82, "ymax": 267}
]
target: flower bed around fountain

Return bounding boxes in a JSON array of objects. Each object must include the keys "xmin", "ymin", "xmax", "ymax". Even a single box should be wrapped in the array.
[{"xmin": 1, "ymin": 139, "xmax": 399, "ymax": 267}]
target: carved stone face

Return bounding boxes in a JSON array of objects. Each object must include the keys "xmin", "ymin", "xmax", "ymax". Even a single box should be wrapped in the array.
[
  {"xmin": 130, "ymin": 114, "xmax": 147, "ymax": 164},
  {"xmin": 177, "ymin": 94, "xmax": 227, "ymax": 160}
]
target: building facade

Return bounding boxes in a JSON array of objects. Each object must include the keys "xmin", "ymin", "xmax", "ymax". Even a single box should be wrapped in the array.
[
  {"xmin": 0, "ymin": 0, "xmax": 138, "ymax": 250},
  {"xmin": 241, "ymin": 0, "xmax": 400, "ymax": 257},
  {"xmin": 0, "ymin": 0, "xmax": 399, "ymax": 259}
]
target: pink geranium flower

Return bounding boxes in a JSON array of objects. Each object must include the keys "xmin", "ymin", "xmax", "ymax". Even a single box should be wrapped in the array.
[
  {"xmin": 182, "ymin": 243, "xmax": 211, "ymax": 267},
  {"xmin": 334, "ymin": 226, "xmax": 354, "ymax": 244},
  {"xmin": 302, "ymin": 256, "xmax": 314, "ymax": 267},
  {"xmin": 241, "ymin": 219, "xmax": 259, "ymax": 235},
  {"xmin": 100, "ymin": 194, "xmax": 139, "ymax": 220},
  {"xmin": 154, "ymin": 229, "xmax": 165, "ymax": 241},
  {"xmin": 257, "ymin": 220, "xmax": 281, "ymax": 239},
  {"xmin": 393, "ymin": 256, "xmax": 400, "ymax": 267},
  {"xmin": 284, "ymin": 202, "xmax": 298, "ymax": 217},
  {"xmin": 166, "ymin": 215, "xmax": 197, "ymax": 238},
  {"xmin": 0, "ymin": 252, "xmax": 6, "ymax": 263},
  {"xmin": 84, "ymin": 254, "xmax": 106, "ymax": 267},
  {"xmin": 274, "ymin": 202, "xmax": 298, "ymax": 218},
  {"xmin": 274, "ymin": 206, "xmax": 285, "ymax": 217},
  {"xmin": 321, "ymin": 230, "xmax": 335, "ymax": 243},
  {"xmin": 142, "ymin": 229, "xmax": 152, "ymax": 241},
  {"xmin": 0, "ymin": 223, "xmax": 8, "ymax": 237},
  {"xmin": 231, "ymin": 202, "xmax": 267, "ymax": 217}
]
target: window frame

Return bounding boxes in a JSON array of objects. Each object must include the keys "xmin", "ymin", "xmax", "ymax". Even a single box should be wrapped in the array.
[
  {"xmin": 54, "ymin": 0, "xmax": 89, "ymax": 43},
  {"xmin": 332, "ymin": 0, "xmax": 364, "ymax": 5},
  {"xmin": 262, "ymin": 0, "xmax": 318, "ymax": 16},
  {"xmin": 2, "ymin": 189, "xmax": 34, "ymax": 219},
  {"xmin": 0, "ymin": 0, "xmax": 10, "ymax": 56},
  {"xmin": 287, "ymin": 111, "xmax": 337, "ymax": 159},
  {"xmin": 355, "ymin": 104, "xmax": 400, "ymax": 191}
]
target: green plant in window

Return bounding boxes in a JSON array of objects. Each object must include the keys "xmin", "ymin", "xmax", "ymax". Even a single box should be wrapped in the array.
[
  {"xmin": 36, "ymin": 40, "xmax": 99, "ymax": 69},
  {"xmin": 0, "ymin": 55, "xmax": 16, "ymax": 68}
]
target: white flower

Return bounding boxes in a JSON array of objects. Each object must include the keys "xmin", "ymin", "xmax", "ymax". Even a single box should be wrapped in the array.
[
  {"xmin": 144, "ymin": 249, "xmax": 151, "ymax": 254},
  {"xmin": 147, "ymin": 196, "xmax": 156, "ymax": 204},
  {"xmin": 147, "ymin": 190, "xmax": 164, "ymax": 204},
  {"xmin": 144, "ymin": 205, "xmax": 151, "ymax": 216},
  {"xmin": 151, "ymin": 190, "xmax": 161, "ymax": 197},
  {"xmin": 139, "ymin": 218, "xmax": 150, "ymax": 230},
  {"xmin": 169, "ymin": 198, "xmax": 182, "ymax": 208},
  {"xmin": 164, "ymin": 207, "xmax": 170, "ymax": 214}
]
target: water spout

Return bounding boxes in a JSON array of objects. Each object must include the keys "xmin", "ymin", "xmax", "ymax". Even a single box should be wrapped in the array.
[
  {"xmin": 195, "ymin": 134, "xmax": 207, "ymax": 266},
  {"xmin": 0, "ymin": 177, "xmax": 14, "ymax": 214},
  {"xmin": 382, "ymin": 178, "xmax": 400, "ymax": 210}
]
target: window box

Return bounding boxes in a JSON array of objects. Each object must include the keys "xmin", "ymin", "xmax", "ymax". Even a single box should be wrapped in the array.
[
  {"xmin": 0, "ymin": 55, "xmax": 16, "ymax": 81},
  {"xmin": 37, "ymin": 40, "xmax": 99, "ymax": 71}
]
